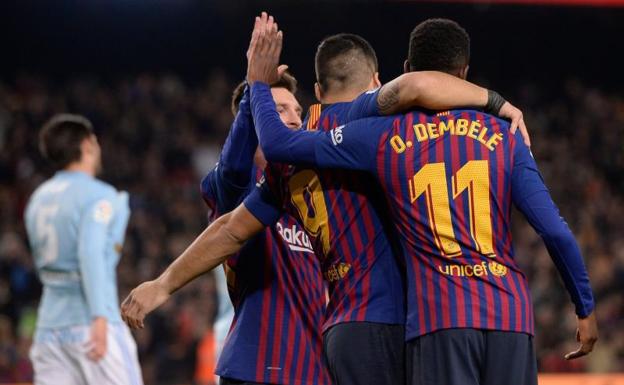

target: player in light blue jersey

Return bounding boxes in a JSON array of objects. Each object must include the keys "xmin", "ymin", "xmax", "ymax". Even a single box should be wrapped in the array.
[{"xmin": 24, "ymin": 114, "xmax": 143, "ymax": 385}]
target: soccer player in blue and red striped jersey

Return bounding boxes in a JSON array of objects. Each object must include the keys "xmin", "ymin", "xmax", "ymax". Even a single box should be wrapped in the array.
[
  {"xmin": 198, "ymin": 70, "xmax": 331, "ymax": 385},
  {"xmin": 252, "ymin": 33, "xmax": 408, "ymax": 385},
  {"xmin": 243, "ymin": 18, "xmax": 524, "ymax": 384},
  {"xmin": 122, "ymin": 15, "xmax": 535, "ymax": 385},
  {"xmin": 247, "ymin": 18, "xmax": 597, "ymax": 385}
]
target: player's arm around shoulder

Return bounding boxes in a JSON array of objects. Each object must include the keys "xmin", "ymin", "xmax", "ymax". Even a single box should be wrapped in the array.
[
  {"xmin": 357, "ymin": 72, "xmax": 530, "ymax": 146},
  {"xmin": 309, "ymin": 117, "xmax": 385, "ymax": 173}
]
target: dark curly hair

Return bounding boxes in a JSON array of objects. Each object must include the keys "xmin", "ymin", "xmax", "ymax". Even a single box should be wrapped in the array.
[{"xmin": 407, "ymin": 18, "xmax": 470, "ymax": 75}]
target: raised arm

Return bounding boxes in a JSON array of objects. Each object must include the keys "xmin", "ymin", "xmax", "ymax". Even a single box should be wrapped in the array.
[
  {"xmin": 215, "ymin": 85, "xmax": 257, "ymax": 187},
  {"xmin": 250, "ymin": 82, "xmax": 318, "ymax": 164},
  {"xmin": 200, "ymin": 84, "xmax": 257, "ymax": 217},
  {"xmin": 510, "ymin": 131, "xmax": 597, "ymax": 360},
  {"xmin": 200, "ymin": 15, "xmax": 271, "ymax": 214},
  {"xmin": 121, "ymin": 204, "xmax": 265, "ymax": 329},
  {"xmin": 212, "ymin": 14, "xmax": 267, "ymax": 190}
]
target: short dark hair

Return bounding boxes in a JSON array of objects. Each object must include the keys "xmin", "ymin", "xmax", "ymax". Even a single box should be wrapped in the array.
[
  {"xmin": 315, "ymin": 33, "xmax": 378, "ymax": 93},
  {"xmin": 230, "ymin": 72, "xmax": 298, "ymax": 116},
  {"xmin": 407, "ymin": 18, "xmax": 470, "ymax": 74},
  {"xmin": 39, "ymin": 114, "xmax": 94, "ymax": 171}
]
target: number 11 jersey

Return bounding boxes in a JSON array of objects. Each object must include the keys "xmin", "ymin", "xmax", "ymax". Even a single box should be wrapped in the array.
[{"xmin": 249, "ymin": 82, "xmax": 595, "ymax": 342}]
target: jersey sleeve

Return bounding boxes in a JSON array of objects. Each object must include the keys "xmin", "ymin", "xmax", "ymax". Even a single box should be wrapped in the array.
[
  {"xmin": 109, "ymin": 191, "xmax": 131, "ymax": 249},
  {"xmin": 78, "ymin": 190, "xmax": 115, "ymax": 319},
  {"xmin": 312, "ymin": 118, "xmax": 383, "ymax": 173},
  {"xmin": 200, "ymin": 166, "xmax": 249, "ymax": 221},
  {"xmin": 200, "ymin": 85, "xmax": 257, "ymax": 219},
  {"xmin": 345, "ymin": 88, "xmax": 381, "ymax": 121},
  {"xmin": 250, "ymin": 82, "xmax": 382, "ymax": 173},
  {"xmin": 242, "ymin": 171, "xmax": 282, "ymax": 227},
  {"xmin": 510, "ymin": 131, "xmax": 595, "ymax": 318},
  {"xmin": 218, "ymin": 84, "xmax": 258, "ymax": 187}
]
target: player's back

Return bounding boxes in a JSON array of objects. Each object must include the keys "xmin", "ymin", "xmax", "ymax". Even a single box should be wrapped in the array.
[
  {"xmin": 369, "ymin": 109, "xmax": 533, "ymax": 339},
  {"xmin": 25, "ymin": 170, "xmax": 127, "ymax": 329},
  {"xmin": 267, "ymin": 103, "xmax": 406, "ymax": 331}
]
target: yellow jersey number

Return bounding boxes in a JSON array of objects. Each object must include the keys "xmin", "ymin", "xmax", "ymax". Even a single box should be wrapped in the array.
[
  {"xmin": 408, "ymin": 160, "xmax": 494, "ymax": 258},
  {"xmin": 288, "ymin": 170, "xmax": 331, "ymax": 255}
]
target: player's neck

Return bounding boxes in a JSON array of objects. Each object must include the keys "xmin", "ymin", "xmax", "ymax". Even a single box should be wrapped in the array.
[{"xmin": 65, "ymin": 162, "xmax": 96, "ymax": 177}]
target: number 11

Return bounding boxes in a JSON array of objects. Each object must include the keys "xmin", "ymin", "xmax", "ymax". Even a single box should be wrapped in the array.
[{"xmin": 408, "ymin": 160, "xmax": 494, "ymax": 258}]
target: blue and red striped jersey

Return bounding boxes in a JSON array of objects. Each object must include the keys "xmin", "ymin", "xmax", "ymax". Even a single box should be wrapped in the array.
[
  {"xmin": 249, "ymin": 82, "xmax": 594, "ymax": 342},
  {"xmin": 216, "ymin": 209, "xmax": 329, "ymax": 385},
  {"xmin": 200, "ymin": 85, "xmax": 329, "ymax": 385},
  {"xmin": 245, "ymin": 102, "xmax": 406, "ymax": 332}
]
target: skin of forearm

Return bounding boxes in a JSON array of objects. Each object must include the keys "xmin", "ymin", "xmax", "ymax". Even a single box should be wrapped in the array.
[
  {"xmin": 157, "ymin": 213, "xmax": 245, "ymax": 294},
  {"xmin": 379, "ymin": 71, "xmax": 488, "ymax": 115},
  {"xmin": 414, "ymin": 71, "xmax": 487, "ymax": 110}
]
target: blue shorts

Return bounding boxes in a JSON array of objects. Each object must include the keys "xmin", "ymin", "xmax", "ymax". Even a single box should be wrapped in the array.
[
  {"xmin": 407, "ymin": 329, "xmax": 537, "ymax": 385},
  {"xmin": 323, "ymin": 322, "xmax": 405, "ymax": 385}
]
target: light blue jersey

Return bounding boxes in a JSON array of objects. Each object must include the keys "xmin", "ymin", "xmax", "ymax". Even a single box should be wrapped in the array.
[{"xmin": 25, "ymin": 170, "xmax": 130, "ymax": 329}]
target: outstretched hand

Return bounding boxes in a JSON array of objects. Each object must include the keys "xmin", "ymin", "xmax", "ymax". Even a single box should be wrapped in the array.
[{"xmin": 247, "ymin": 12, "xmax": 285, "ymax": 85}]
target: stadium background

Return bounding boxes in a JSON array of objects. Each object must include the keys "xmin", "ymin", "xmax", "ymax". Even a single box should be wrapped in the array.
[{"xmin": 0, "ymin": 0, "xmax": 623, "ymax": 384}]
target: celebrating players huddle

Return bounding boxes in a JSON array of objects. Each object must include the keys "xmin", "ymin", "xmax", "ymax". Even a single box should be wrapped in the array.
[{"xmin": 24, "ymin": 11, "xmax": 597, "ymax": 385}]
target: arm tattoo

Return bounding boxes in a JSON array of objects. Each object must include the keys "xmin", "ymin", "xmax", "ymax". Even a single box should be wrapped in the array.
[{"xmin": 376, "ymin": 82, "xmax": 400, "ymax": 115}]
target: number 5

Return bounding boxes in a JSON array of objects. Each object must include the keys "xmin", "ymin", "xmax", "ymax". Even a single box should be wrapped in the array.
[{"xmin": 36, "ymin": 204, "xmax": 59, "ymax": 264}]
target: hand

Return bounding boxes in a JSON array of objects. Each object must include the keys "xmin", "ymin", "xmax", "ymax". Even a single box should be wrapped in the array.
[
  {"xmin": 497, "ymin": 101, "xmax": 530, "ymax": 147},
  {"xmin": 245, "ymin": 12, "xmax": 262, "ymax": 62},
  {"xmin": 85, "ymin": 316, "xmax": 107, "ymax": 362},
  {"xmin": 564, "ymin": 311, "xmax": 598, "ymax": 360},
  {"xmin": 246, "ymin": 12, "xmax": 284, "ymax": 85},
  {"xmin": 121, "ymin": 279, "xmax": 171, "ymax": 329}
]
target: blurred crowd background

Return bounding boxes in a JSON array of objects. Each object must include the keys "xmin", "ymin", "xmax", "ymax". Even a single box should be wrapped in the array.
[{"xmin": 0, "ymin": 1, "xmax": 623, "ymax": 384}]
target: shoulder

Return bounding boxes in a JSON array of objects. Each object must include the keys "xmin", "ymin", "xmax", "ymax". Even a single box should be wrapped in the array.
[
  {"xmin": 90, "ymin": 178, "xmax": 117, "ymax": 197},
  {"xmin": 80, "ymin": 178, "xmax": 119, "ymax": 209},
  {"xmin": 80, "ymin": 180, "xmax": 121, "ymax": 224},
  {"xmin": 449, "ymin": 109, "xmax": 511, "ymax": 129},
  {"xmin": 310, "ymin": 103, "xmax": 351, "ymax": 132},
  {"xmin": 345, "ymin": 114, "xmax": 398, "ymax": 132}
]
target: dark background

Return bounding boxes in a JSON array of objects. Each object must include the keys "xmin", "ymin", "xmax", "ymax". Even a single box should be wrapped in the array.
[{"xmin": 2, "ymin": 0, "xmax": 623, "ymax": 93}]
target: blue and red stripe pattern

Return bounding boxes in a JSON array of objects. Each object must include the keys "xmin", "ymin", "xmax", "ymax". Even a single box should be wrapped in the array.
[
  {"xmin": 374, "ymin": 110, "xmax": 534, "ymax": 340},
  {"xmin": 207, "ymin": 169, "xmax": 330, "ymax": 385},
  {"xmin": 262, "ymin": 103, "xmax": 405, "ymax": 332},
  {"xmin": 249, "ymin": 82, "xmax": 593, "ymax": 345}
]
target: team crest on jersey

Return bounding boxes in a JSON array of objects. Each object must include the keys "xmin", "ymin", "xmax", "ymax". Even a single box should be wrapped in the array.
[
  {"xmin": 324, "ymin": 262, "xmax": 351, "ymax": 282},
  {"xmin": 275, "ymin": 222, "xmax": 314, "ymax": 253},
  {"xmin": 488, "ymin": 261, "xmax": 508, "ymax": 277},
  {"xmin": 93, "ymin": 199, "xmax": 113, "ymax": 224}
]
